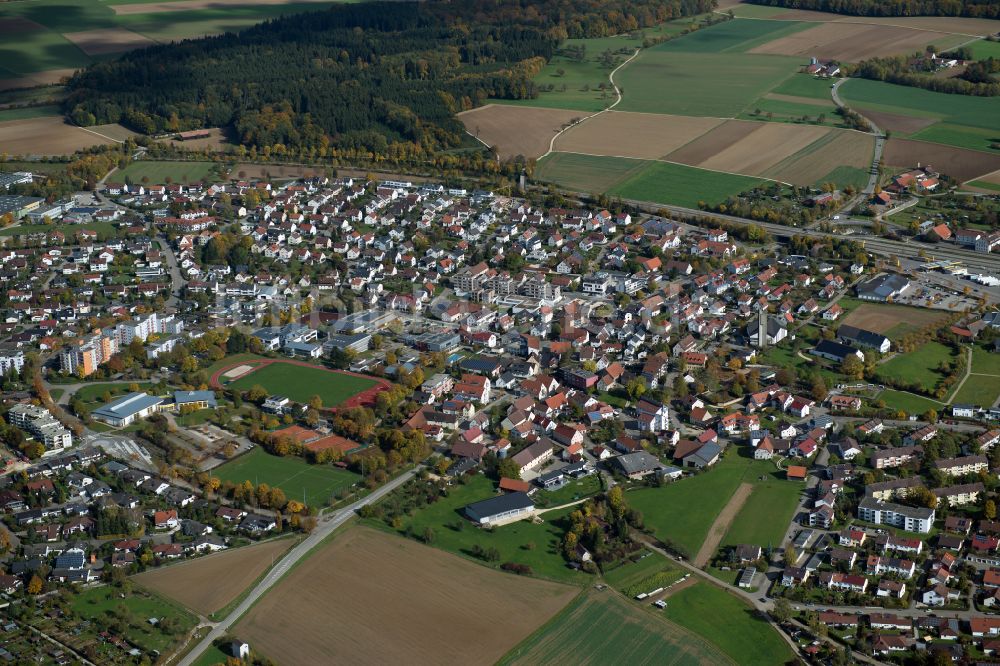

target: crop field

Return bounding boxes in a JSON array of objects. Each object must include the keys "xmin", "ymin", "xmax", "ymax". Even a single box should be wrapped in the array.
[
  {"xmin": 601, "ymin": 550, "xmax": 678, "ymax": 592},
  {"xmin": 885, "ymin": 139, "xmax": 1000, "ymax": 183},
  {"xmin": 535, "ymin": 152, "xmax": 652, "ymax": 193},
  {"xmin": 725, "ymin": 3, "xmax": 1000, "ymax": 35},
  {"xmin": 0, "ymin": 116, "xmax": 136, "ymax": 156},
  {"xmin": 552, "ymin": 111, "xmax": 723, "ymax": 160},
  {"xmin": 662, "ymin": 583, "xmax": 793, "ymax": 665},
  {"xmin": 763, "ymin": 131, "xmax": 873, "ymax": 186},
  {"xmin": 133, "ymin": 537, "xmax": 297, "ymax": 615},
  {"xmin": 457, "ymin": 105, "xmax": 583, "ymax": 160},
  {"xmin": 840, "ymin": 301, "xmax": 948, "ymax": 336},
  {"xmin": 692, "ymin": 122, "xmax": 829, "ymax": 176},
  {"xmin": 372, "ymin": 474, "xmax": 589, "ymax": 583},
  {"xmin": 875, "ymin": 341, "xmax": 958, "ymax": 393},
  {"xmin": 0, "ymin": 105, "xmax": 61, "ymax": 122},
  {"xmin": 627, "ymin": 451, "xmax": 780, "ymax": 558},
  {"xmin": 652, "ymin": 18, "xmax": 810, "ymax": 54},
  {"xmin": 615, "ymin": 51, "xmax": 802, "ymax": 118},
  {"xmin": 500, "ymin": 589, "xmax": 732, "ymax": 666},
  {"xmin": 748, "ymin": 22, "xmax": 967, "ymax": 61},
  {"xmin": 213, "ymin": 448, "xmax": 359, "ymax": 507},
  {"xmin": 609, "ymin": 160, "xmax": 767, "ymax": 209},
  {"xmin": 115, "ymin": 160, "xmax": 222, "ymax": 185},
  {"xmin": 222, "ymin": 360, "xmax": 379, "ymax": 407},
  {"xmin": 969, "ymin": 38, "xmax": 1000, "ymax": 60},
  {"xmin": 234, "ymin": 527, "xmax": 578, "ymax": 666}
]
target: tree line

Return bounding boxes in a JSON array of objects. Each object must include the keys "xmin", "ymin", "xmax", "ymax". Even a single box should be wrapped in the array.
[
  {"xmin": 848, "ymin": 54, "xmax": 1000, "ymax": 97},
  {"xmin": 64, "ymin": 0, "xmax": 712, "ymax": 157},
  {"xmin": 745, "ymin": 0, "xmax": 1000, "ymax": 19}
]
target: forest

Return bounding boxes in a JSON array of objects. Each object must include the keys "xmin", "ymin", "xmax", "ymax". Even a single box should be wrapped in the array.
[
  {"xmin": 849, "ymin": 54, "xmax": 1000, "ymax": 96},
  {"xmin": 744, "ymin": 0, "xmax": 1000, "ymax": 18},
  {"xmin": 64, "ymin": 0, "xmax": 713, "ymax": 158}
]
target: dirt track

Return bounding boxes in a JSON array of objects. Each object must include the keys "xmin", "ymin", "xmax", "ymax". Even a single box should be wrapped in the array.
[
  {"xmin": 693, "ymin": 482, "xmax": 752, "ymax": 568},
  {"xmin": 235, "ymin": 527, "xmax": 577, "ymax": 666}
]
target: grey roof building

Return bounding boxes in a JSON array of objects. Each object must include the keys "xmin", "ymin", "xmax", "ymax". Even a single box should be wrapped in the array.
[{"xmin": 464, "ymin": 492, "xmax": 534, "ymax": 526}]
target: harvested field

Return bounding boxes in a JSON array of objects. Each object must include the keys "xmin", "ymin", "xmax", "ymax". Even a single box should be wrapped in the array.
[
  {"xmin": 749, "ymin": 22, "xmax": 960, "ymax": 61},
  {"xmin": 457, "ymin": 104, "xmax": 583, "ymax": 160},
  {"xmin": 0, "ymin": 116, "xmax": 125, "ymax": 155},
  {"xmin": 662, "ymin": 119, "xmax": 760, "ymax": 166},
  {"xmin": 231, "ymin": 162, "xmax": 328, "ymax": 181},
  {"xmin": 90, "ymin": 123, "xmax": 139, "ymax": 142},
  {"xmin": 693, "ymin": 482, "xmax": 752, "ymax": 568},
  {"xmin": 976, "ymin": 169, "xmax": 1000, "ymax": 186},
  {"xmin": 168, "ymin": 127, "xmax": 232, "ymax": 151},
  {"xmin": 764, "ymin": 129, "xmax": 873, "ymax": 185},
  {"xmin": 553, "ymin": 111, "xmax": 723, "ymax": 160},
  {"xmin": 112, "ymin": 0, "xmax": 334, "ymax": 14},
  {"xmin": 62, "ymin": 28, "xmax": 156, "ymax": 56},
  {"xmin": 133, "ymin": 537, "xmax": 296, "ymax": 616},
  {"xmin": 695, "ymin": 122, "xmax": 829, "ymax": 176},
  {"xmin": 0, "ymin": 17, "xmax": 44, "ymax": 33},
  {"xmin": 863, "ymin": 110, "xmax": 936, "ymax": 135},
  {"xmin": 235, "ymin": 527, "xmax": 577, "ymax": 666},
  {"xmin": 883, "ymin": 137, "xmax": 1000, "ymax": 182},
  {"xmin": 841, "ymin": 303, "xmax": 946, "ymax": 335},
  {"xmin": 733, "ymin": 4, "xmax": 1000, "ymax": 35},
  {"xmin": 0, "ymin": 68, "xmax": 75, "ymax": 92}
]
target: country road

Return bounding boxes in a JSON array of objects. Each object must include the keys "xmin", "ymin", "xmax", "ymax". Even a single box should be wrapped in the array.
[
  {"xmin": 177, "ymin": 468, "xmax": 418, "ymax": 666},
  {"xmin": 831, "ymin": 78, "xmax": 884, "ymax": 196}
]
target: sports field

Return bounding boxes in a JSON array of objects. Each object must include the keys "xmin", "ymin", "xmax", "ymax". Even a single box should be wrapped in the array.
[
  {"xmin": 500, "ymin": 589, "xmax": 732, "ymax": 666},
  {"xmin": 662, "ymin": 583, "xmax": 793, "ymax": 665},
  {"xmin": 225, "ymin": 360, "xmax": 379, "ymax": 407},
  {"xmin": 212, "ymin": 448, "xmax": 359, "ymax": 507},
  {"xmin": 234, "ymin": 527, "xmax": 578, "ymax": 666},
  {"xmin": 114, "ymin": 160, "xmax": 220, "ymax": 184}
]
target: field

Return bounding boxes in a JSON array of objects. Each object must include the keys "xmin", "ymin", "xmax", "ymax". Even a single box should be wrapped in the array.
[
  {"xmin": 614, "ymin": 50, "xmax": 802, "ymax": 118},
  {"xmin": 721, "ymin": 478, "xmax": 803, "ymax": 550},
  {"xmin": 70, "ymin": 586, "xmax": 197, "ymax": 656},
  {"xmin": 883, "ymin": 138, "xmax": 1000, "ymax": 183},
  {"xmin": 372, "ymin": 473, "xmax": 588, "ymax": 583},
  {"xmin": 748, "ymin": 22, "xmax": 967, "ymax": 61},
  {"xmin": 840, "ymin": 301, "xmax": 947, "ymax": 337},
  {"xmin": 693, "ymin": 482, "xmax": 753, "ymax": 567},
  {"xmin": 456, "ymin": 105, "xmax": 583, "ymax": 160},
  {"xmin": 969, "ymin": 38, "xmax": 1000, "ymax": 60},
  {"xmin": 601, "ymin": 550, "xmax": 678, "ymax": 592},
  {"xmin": 221, "ymin": 360, "xmax": 379, "ymax": 407},
  {"xmin": 63, "ymin": 27, "xmax": 156, "ymax": 55},
  {"xmin": 212, "ymin": 448, "xmax": 359, "ymax": 507},
  {"xmin": 0, "ymin": 104, "xmax": 60, "ymax": 122},
  {"xmin": 132, "ymin": 537, "xmax": 297, "ymax": 615},
  {"xmin": 233, "ymin": 527, "xmax": 578, "ymax": 666},
  {"xmin": 0, "ymin": 221, "xmax": 118, "ymax": 237},
  {"xmin": 534, "ymin": 152, "xmax": 652, "ymax": 193},
  {"xmin": 840, "ymin": 78, "xmax": 1000, "ymax": 157},
  {"xmin": 662, "ymin": 582, "xmax": 793, "ymax": 665},
  {"xmin": 0, "ymin": 116, "xmax": 136, "ymax": 156},
  {"xmin": 875, "ymin": 341, "xmax": 957, "ymax": 393},
  {"xmin": 552, "ymin": 111, "xmax": 724, "ymax": 161},
  {"xmin": 609, "ymin": 160, "xmax": 768, "ymax": 208},
  {"xmin": 952, "ymin": 374, "xmax": 1000, "ymax": 408},
  {"xmin": 628, "ymin": 451, "xmax": 784, "ymax": 558},
  {"xmin": 876, "ymin": 388, "xmax": 942, "ymax": 414},
  {"xmin": 499, "ymin": 589, "xmax": 732, "ymax": 666},
  {"xmin": 114, "ymin": 160, "xmax": 220, "ymax": 185}
]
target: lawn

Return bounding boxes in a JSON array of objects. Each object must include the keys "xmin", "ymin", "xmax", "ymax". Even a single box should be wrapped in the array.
[
  {"xmin": 721, "ymin": 479, "xmax": 802, "ymax": 550},
  {"xmin": 628, "ymin": 450, "xmax": 780, "ymax": 558},
  {"xmin": 226, "ymin": 361, "xmax": 377, "ymax": 407},
  {"xmin": 662, "ymin": 582, "xmax": 793, "ymax": 665},
  {"xmin": 72, "ymin": 381, "xmax": 156, "ymax": 404},
  {"xmin": 814, "ymin": 165, "xmax": 870, "ymax": 190},
  {"xmin": 191, "ymin": 644, "xmax": 233, "ymax": 666},
  {"xmin": 70, "ymin": 585, "xmax": 196, "ymax": 656},
  {"xmin": 533, "ymin": 473, "xmax": 603, "ymax": 507},
  {"xmin": 213, "ymin": 448, "xmax": 360, "ymax": 507},
  {"xmin": 609, "ymin": 160, "xmax": 769, "ymax": 208},
  {"xmin": 875, "ymin": 341, "xmax": 957, "ymax": 393},
  {"xmin": 534, "ymin": 152, "xmax": 652, "ymax": 193},
  {"xmin": 969, "ymin": 38, "xmax": 1000, "ymax": 60},
  {"xmin": 114, "ymin": 160, "xmax": 220, "ymax": 185},
  {"xmin": 499, "ymin": 589, "xmax": 733, "ymax": 665},
  {"xmin": 601, "ymin": 550, "xmax": 677, "ymax": 591},
  {"xmin": 369, "ymin": 473, "xmax": 588, "ymax": 584},
  {"xmin": 952, "ymin": 374, "xmax": 1000, "ymax": 409},
  {"xmin": 876, "ymin": 389, "xmax": 942, "ymax": 414},
  {"xmin": 973, "ymin": 344, "xmax": 1000, "ymax": 375},
  {"xmin": 615, "ymin": 50, "xmax": 802, "ymax": 118}
]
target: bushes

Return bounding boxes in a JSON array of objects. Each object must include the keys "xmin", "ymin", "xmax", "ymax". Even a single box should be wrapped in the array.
[{"xmin": 501, "ymin": 562, "xmax": 534, "ymax": 575}]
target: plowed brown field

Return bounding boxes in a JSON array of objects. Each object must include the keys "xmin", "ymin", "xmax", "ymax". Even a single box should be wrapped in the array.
[
  {"xmin": 553, "ymin": 111, "xmax": 723, "ymax": 160},
  {"xmin": 458, "ymin": 104, "xmax": 583, "ymax": 160},
  {"xmin": 749, "ymin": 22, "xmax": 957, "ymax": 61},
  {"xmin": 234, "ymin": 527, "xmax": 577, "ymax": 666},
  {"xmin": 883, "ymin": 138, "xmax": 1000, "ymax": 182}
]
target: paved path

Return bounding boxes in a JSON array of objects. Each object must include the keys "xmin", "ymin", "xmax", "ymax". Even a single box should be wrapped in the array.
[
  {"xmin": 831, "ymin": 78, "xmax": 884, "ymax": 196},
  {"xmin": 178, "ymin": 468, "xmax": 418, "ymax": 666},
  {"xmin": 946, "ymin": 345, "xmax": 974, "ymax": 406}
]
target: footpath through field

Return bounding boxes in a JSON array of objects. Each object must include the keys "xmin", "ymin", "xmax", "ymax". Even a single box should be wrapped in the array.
[{"xmin": 692, "ymin": 482, "xmax": 752, "ymax": 568}]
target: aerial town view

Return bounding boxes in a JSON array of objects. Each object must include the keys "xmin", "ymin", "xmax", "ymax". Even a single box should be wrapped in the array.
[{"xmin": 2, "ymin": 0, "xmax": 1000, "ymax": 663}]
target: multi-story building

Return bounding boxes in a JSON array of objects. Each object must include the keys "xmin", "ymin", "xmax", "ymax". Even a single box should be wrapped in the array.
[
  {"xmin": 858, "ymin": 497, "xmax": 935, "ymax": 533},
  {"xmin": 934, "ymin": 455, "xmax": 988, "ymax": 477},
  {"xmin": 7, "ymin": 404, "xmax": 72, "ymax": 453},
  {"xmin": 0, "ymin": 349, "xmax": 25, "ymax": 375}
]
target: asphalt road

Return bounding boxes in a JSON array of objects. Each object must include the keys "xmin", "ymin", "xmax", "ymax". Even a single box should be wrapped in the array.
[
  {"xmin": 178, "ymin": 468, "xmax": 418, "ymax": 666},
  {"xmin": 831, "ymin": 78, "xmax": 884, "ymax": 196}
]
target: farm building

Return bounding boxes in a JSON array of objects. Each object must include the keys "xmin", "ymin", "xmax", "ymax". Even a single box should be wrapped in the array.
[{"xmin": 464, "ymin": 492, "xmax": 535, "ymax": 526}]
